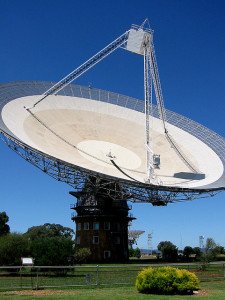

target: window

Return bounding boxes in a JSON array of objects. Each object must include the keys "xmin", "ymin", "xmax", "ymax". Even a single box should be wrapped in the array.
[
  {"xmin": 84, "ymin": 222, "xmax": 89, "ymax": 230},
  {"xmin": 93, "ymin": 236, "xmax": 99, "ymax": 244},
  {"xmin": 93, "ymin": 222, "xmax": 99, "ymax": 230},
  {"xmin": 104, "ymin": 221, "xmax": 110, "ymax": 230},
  {"xmin": 77, "ymin": 223, "xmax": 81, "ymax": 231},
  {"xmin": 104, "ymin": 251, "xmax": 111, "ymax": 259},
  {"xmin": 76, "ymin": 235, "xmax": 80, "ymax": 244}
]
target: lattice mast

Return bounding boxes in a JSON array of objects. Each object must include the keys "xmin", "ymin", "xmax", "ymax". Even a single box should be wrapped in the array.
[
  {"xmin": 199, "ymin": 235, "xmax": 205, "ymax": 249},
  {"xmin": 148, "ymin": 232, "xmax": 153, "ymax": 255}
]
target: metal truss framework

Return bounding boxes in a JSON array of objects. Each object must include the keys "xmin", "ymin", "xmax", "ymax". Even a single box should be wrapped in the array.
[
  {"xmin": 26, "ymin": 23, "xmax": 160, "ymax": 182},
  {"xmin": 24, "ymin": 22, "xmax": 202, "ymax": 183},
  {"xmin": 0, "ymin": 130, "xmax": 222, "ymax": 205},
  {"xmin": 0, "ymin": 16, "xmax": 224, "ymax": 200},
  {"xmin": 0, "ymin": 81, "xmax": 225, "ymax": 205}
]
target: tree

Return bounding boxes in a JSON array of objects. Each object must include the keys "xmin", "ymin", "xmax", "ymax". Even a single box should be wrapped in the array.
[
  {"xmin": 205, "ymin": 238, "xmax": 217, "ymax": 254},
  {"xmin": 129, "ymin": 247, "xmax": 141, "ymax": 258},
  {"xmin": 204, "ymin": 238, "xmax": 221, "ymax": 261},
  {"xmin": 183, "ymin": 246, "xmax": 194, "ymax": 260},
  {"xmin": 192, "ymin": 247, "xmax": 202, "ymax": 260},
  {"xmin": 157, "ymin": 241, "xmax": 178, "ymax": 261},
  {"xmin": 30, "ymin": 236, "xmax": 74, "ymax": 265},
  {"xmin": 198, "ymin": 238, "xmax": 221, "ymax": 270},
  {"xmin": 25, "ymin": 223, "xmax": 74, "ymax": 240},
  {"xmin": 213, "ymin": 246, "xmax": 225, "ymax": 255},
  {"xmin": 0, "ymin": 212, "xmax": 10, "ymax": 236},
  {"xmin": 24, "ymin": 223, "xmax": 75, "ymax": 265},
  {"xmin": 0, "ymin": 233, "xmax": 29, "ymax": 265}
]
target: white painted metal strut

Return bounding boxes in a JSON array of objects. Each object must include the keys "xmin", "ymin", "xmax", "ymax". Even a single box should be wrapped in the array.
[
  {"xmin": 28, "ymin": 31, "xmax": 130, "ymax": 109},
  {"xmin": 147, "ymin": 30, "xmax": 199, "ymax": 173},
  {"xmin": 148, "ymin": 41, "xmax": 167, "ymax": 132},
  {"xmin": 143, "ymin": 43, "xmax": 155, "ymax": 182}
]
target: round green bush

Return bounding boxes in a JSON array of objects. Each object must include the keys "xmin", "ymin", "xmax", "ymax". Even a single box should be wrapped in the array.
[{"xmin": 135, "ymin": 266, "xmax": 199, "ymax": 295}]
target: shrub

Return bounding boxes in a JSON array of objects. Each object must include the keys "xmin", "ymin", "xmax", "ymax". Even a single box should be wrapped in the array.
[
  {"xmin": 74, "ymin": 248, "xmax": 91, "ymax": 264},
  {"xmin": 136, "ymin": 266, "xmax": 199, "ymax": 295}
]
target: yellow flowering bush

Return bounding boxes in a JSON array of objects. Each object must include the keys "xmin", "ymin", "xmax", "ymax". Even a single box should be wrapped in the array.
[{"xmin": 135, "ymin": 266, "xmax": 199, "ymax": 295}]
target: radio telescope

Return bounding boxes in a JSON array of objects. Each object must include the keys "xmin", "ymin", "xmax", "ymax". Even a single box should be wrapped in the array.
[
  {"xmin": 1, "ymin": 20, "xmax": 224, "ymax": 262},
  {"xmin": 128, "ymin": 230, "xmax": 145, "ymax": 248},
  {"xmin": 0, "ymin": 21, "xmax": 224, "ymax": 206}
]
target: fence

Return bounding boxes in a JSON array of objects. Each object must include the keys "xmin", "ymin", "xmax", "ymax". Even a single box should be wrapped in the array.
[{"xmin": 0, "ymin": 263, "xmax": 224, "ymax": 291}]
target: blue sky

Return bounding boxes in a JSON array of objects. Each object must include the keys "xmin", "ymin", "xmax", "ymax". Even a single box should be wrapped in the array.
[{"xmin": 0, "ymin": 0, "xmax": 225, "ymax": 250}]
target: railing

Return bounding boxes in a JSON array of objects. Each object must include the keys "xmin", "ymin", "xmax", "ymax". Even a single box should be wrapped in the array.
[
  {"xmin": 70, "ymin": 203, "xmax": 76, "ymax": 209},
  {"xmin": 0, "ymin": 263, "xmax": 224, "ymax": 291}
]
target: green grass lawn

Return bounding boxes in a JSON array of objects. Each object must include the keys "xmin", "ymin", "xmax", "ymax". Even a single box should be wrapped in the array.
[
  {"xmin": 0, "ymin": 281, "xmax": 225, "ymax": 300},
  {"xmin": 1, "ymin": 263, "xmax": 224, "ymax": 290},
  {"xmin": 0, "ymin": 263, "xmax": 225, "ymax": 299}
]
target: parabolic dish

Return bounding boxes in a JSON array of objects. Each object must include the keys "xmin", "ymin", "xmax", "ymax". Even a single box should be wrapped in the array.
[{"xmin": 0, "ymin": 81, "xmax": 225, "ymax": 192}]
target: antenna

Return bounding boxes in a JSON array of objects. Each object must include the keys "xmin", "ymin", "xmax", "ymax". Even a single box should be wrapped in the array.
[
  {"xmin": 199, "ymin": 235, "xmax": 205, "ymax": 249},
  {"xmin": 128, "ymin": 230, "xmax": 145, "ymax": 248},
  {"xmin": 0, "ymin": 21, "xmax": 225, "ymax": 264},
  {"xmin": 148, "ymin": 232, "xmax": 153, "ymax": 255},
  {"xmin": 0, "ymin": 22, "xmax": 225, "ymax": 207}
]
